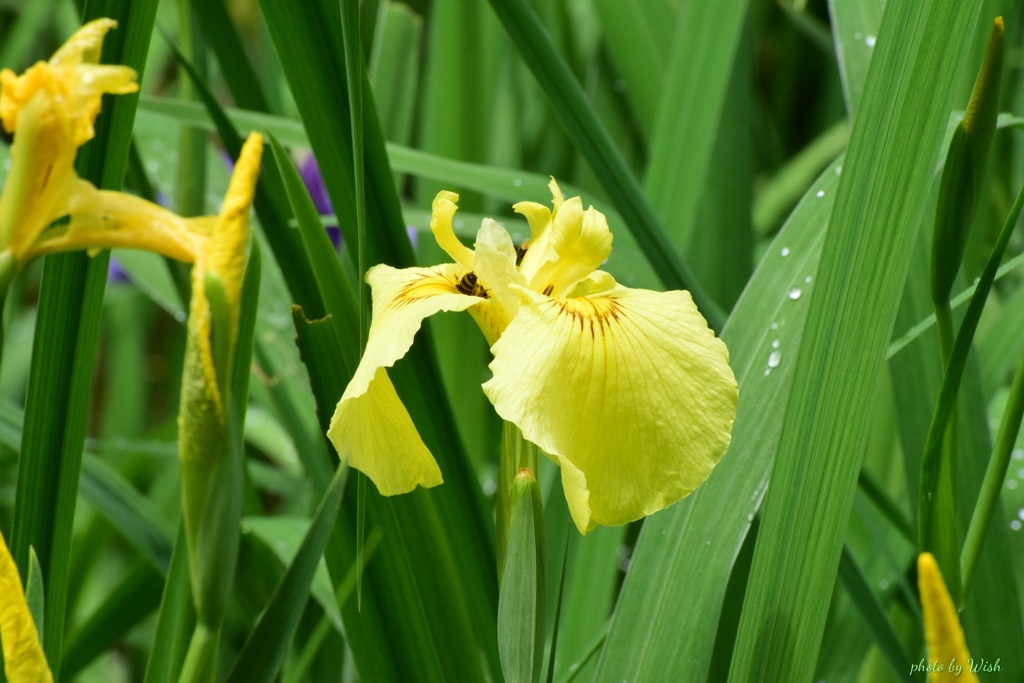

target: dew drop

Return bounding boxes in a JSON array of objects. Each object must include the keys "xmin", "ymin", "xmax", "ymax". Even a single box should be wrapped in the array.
[
  {"xmin": 482, "ymin": 478, "xmax": 497, "ymax": 496},
  {"xmin": 771, "ymin": 339, "xmax": 780, "ymax": 349},
  {"xmin": 788, "ymin": 287, "xmax": 802, "ymax": 300},
  {"xmin": 454, "ymin": 219, "xmax": 464, "ymax": 229},
  {"xmin": 1019, "ymin": 469, "xmax": 1024, "ymax": 479},
  {"xmin": 1009, "ymin": 480, "xmax": 1019, "ymax": 490},
  {"xmin": 746, "ymin": 513, "xmax": 754, "ymax": 522},
  {"xmin": 865, "ymin": 35, "xmax": 876, "ymax": 47},
  {"xmin": 513, "ymin": 178, "xmax": 523, "ymax": 187},
  {"xmin": 854, "ymin": 31, "xmax": 863, "ymax": 39},
  {"xmin": 879, "ymin": 579, "xmax": 890, "ymax": 590},
  {"xmin": 805, "ymin": 276, "xmax": 813, "ymax": 284},
  {"xmin": 767, "ymin": 350, "xmax": 782, "ymax": 369},
  {"xmin": 816, "ymin": 190, "xmax": 825, "ymax": 198},
  {"xmin": 1012, "ymin": 520, "xmax": 1022, "ymax": 531},
  {"xmin": 1018, "ymin": 508, "xmax": 1024, "ymax": 521},
  {"xmin": 780, "ymin": 247, "xmax": 790, "ymax": 257},
  {"xmin": 834, "ymin": 165, "xmax": 842, "ymax": 175},
  {"xmin": 770, "ymin": 322, "xmax": 779, "ymax": 330},
  {"xmin": 1014, "ymin": 449, "xmax": 1024, "ymax": 460}
]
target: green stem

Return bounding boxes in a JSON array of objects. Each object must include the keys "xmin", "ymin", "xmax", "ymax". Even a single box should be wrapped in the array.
[
  {"xmin": 934, "ymin": 300, "xmax": 955, "ymax": 364},
  {"xmin": 961, "ymin": 346, "xmax": 1024, "ymax": 598},
  {"xmin": 497, "ymin": 422, "xmax": 540, "ymax": 582},
  {"xmin": 178, "ymin": 622, "xmax": 220, "ymax": 683}
]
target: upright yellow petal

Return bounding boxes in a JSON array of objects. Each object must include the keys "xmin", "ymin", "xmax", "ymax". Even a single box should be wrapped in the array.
[
  {"xmin": 49, "ymin": 18, "xmax": 118, "ymax": 65},
  {"xmin": 430, "ymin": 191, "xmax": 474, "ymax": 270},
  {"xmin": 328, "ymin": 263, "xmax": 483, "ymax": 494},
  {"xmin": 483, "ymin": 279, "xmax": 737, "ymax": 532},
  {"xmin": 471, "ymin": 218, "xmax": 527, "ymax": 341},
  {"xmin": 0, "ymin": 534, "xmax": 53, "ymax": 683},
  {"xmin": 918, "ymin": 553, "xmax": 977, "ymax": 683},
  {"xmin": 206, "ymin": 133, "xmax": 263, "ymax": 321}
]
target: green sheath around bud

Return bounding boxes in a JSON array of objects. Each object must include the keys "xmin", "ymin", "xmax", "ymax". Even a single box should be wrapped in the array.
[
  {"xmin": 931, "ymin": 17, "xmax": 1003, "ymax": 305},
  {"xmin": 497, "ymin": 467, "xmax": 546, "ymax": 683},
  {"xmin": 178, "ymin": 132, "xmax": 263, "ymax": 633}
]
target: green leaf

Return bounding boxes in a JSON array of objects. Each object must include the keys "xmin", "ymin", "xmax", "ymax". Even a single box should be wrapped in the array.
[
  {"xmin": 143, "ymin": 527, "xmax": 196, "ymax": 683},
  {"xmin": 828, "ymin": 0, "xmax": 883, "ymax": 117},
  {"xmin": 60, "ymin": 560, "xmax": 163, "ymax": 678},
  {"xmin": 225, "ymin": 466, "xmax": 348, "ymax": 683},
  {"xmin": 836, "ymin": 545, "xmax": 912, "ymax": 678},
  {"xmin": 189, "ymin": 0, "xmax": 272, "ymax": 113},
  {"xmin": 923, "ymin": 179, "xmax": 1024, "ymax": 593},
  {"xmin": 9, "ymin": 1, "xmax": 160, "ymax": 673},
  {"xmin": 728, "ymin": 1, "xmax": 982, "ymax": 680},
  {"xmin": 930, "ymin": 18, "xmax": 1003, "ymax": 305},
  {"xmin": 367, "ymin": 2, "xmax": 422, "ymax": 147},
  {"xmin": 25, "ymin": 547, "xmax": 44, "ymax": 642},
  {"xmin": 590, "ymin": 0, "xmax": 674, "ymax": 139},
  {"xmin": 79, "ymin": 454, "xmax": 174, "ymax": 573},
  {"xmin": 643, "ymin": 0, "xmax": 750, "ymax": 258}
]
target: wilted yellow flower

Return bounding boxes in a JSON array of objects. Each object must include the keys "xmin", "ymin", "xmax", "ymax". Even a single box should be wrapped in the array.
[
  {"xmin": 328, "ymin": 180, "xmax": 737, "ymax": 533},
  {"xmin": 0, "ymin": 533, "xmax": 52, "ymax": 683},
  {"xmin": 0, "ymin": 19, "xmax": 207, "ymax": 284}
]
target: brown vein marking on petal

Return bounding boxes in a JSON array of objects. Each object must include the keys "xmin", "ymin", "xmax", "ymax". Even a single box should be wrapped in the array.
[
  {"xmin": 551, "ymin": 296, "xmax": 622, "ymax": 340},
  {"xmin": 384, "ymin": 267, "xmax": 466, "ymax": 312}
]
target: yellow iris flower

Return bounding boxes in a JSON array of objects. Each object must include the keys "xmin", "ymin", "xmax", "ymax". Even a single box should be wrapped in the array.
[
  {"xmin": 917, "ymin": 553, "xmax": 978, "ymax": 682},
  {"xmin": 0, "ymin": 19, "xmax": 209, "ymax": 284},
  {"xmin": 328, "ymin": 180, "xmax": 738, "ymax": 533},
  {"xmin": 0, "ymin": 533, "xmax": 52, "ymax": 683}
]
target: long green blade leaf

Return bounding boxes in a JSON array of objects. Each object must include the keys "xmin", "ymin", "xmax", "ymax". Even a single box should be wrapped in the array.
[{"xmin": 728, "ymin": 2, "xmax": 980, "ymax": 680}]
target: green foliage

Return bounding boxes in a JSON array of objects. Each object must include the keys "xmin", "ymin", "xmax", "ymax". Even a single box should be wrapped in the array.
[{"xmin": 2, "ymin": 1, "xmax": 1024, "ymax": 681}]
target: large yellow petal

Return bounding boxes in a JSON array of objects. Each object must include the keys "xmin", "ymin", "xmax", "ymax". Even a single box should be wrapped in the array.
[
  {"xmin": 327, "ymin": 263, "xmax": 483, "ymax": 494},
  {"xmin": 27, "ymin": 181, "xmax": 205, "ymax": 263},
  {"xmin": 918, "ymin": 553, "xmax": 977, "ymax": 682},
  {"xmin": 483, "ymin": 279, "xmax": 737, "ymax": 532},
  {"xmin": 0, "ymin": 534, "xmax": 53, "ymax": 683}
]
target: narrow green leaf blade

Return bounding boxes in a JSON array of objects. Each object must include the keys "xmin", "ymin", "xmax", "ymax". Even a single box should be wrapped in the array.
[
  {"xmin": 9, "ymin": 1, "xmax": 160, "ymax": 673},
  {"xmin": 226, "ymin": 466, "xmax": 348, "ymax": 683},
  {"xmin": 728, "ymin": 2, "xmax": 981, "ymax": 680},
  {"xmin": 643, "ymin": 0, "xmax": 749, "ymax": 255}
]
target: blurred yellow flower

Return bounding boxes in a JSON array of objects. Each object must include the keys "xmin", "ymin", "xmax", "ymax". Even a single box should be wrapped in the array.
[
  {"xmin": 0, "ymin": 19, "xmax": 208, "ymax": 284},
  {"xmin": 328, "ymin": 180, "xmax": 737, "ymax": 533},
  {"xmin": 0, "ymin": 533, "xmax": 52, "ymax": 683},
  {"xmin": 917, "ymin": 553, "xmax": 978, "ymax": 682}
]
